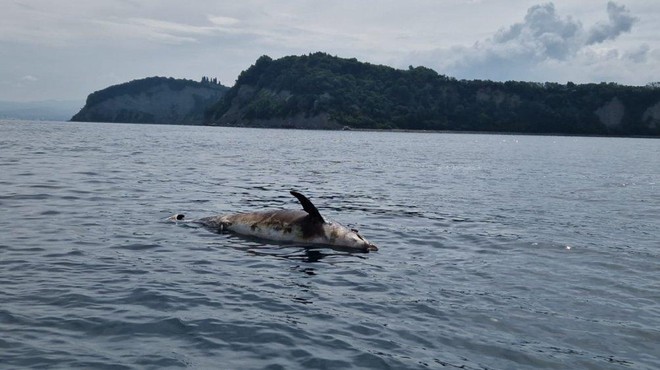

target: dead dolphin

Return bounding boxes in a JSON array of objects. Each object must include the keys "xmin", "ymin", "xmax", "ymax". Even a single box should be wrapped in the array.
[{"xmin": 170, "ymin": 191, "xmax": 378, "ymax": 252}]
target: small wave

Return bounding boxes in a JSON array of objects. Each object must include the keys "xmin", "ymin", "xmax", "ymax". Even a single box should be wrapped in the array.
[{"xmin": 111, "ymin": 243, "xmax": 162, "ymax": 251}]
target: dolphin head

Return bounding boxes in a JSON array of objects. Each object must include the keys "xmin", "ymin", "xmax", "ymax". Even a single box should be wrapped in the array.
[{"xmin": 323, "ymin": 222, "xmax": 378, "ymax": 252}]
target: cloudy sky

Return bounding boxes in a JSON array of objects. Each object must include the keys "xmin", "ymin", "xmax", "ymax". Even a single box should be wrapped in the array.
[{"xmin": 1, "ymin": 0, "xmax": 658, "ymax": 102}]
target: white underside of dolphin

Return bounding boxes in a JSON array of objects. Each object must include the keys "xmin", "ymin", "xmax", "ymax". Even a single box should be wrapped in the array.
[{"xmin": 170, "ymin": 191, "xmax": 378, "ymax": 252}]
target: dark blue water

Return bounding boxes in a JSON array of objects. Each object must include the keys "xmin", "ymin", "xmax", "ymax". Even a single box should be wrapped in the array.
[{"xmin": 1, "ymin": 120, "xmax": 658, "ymax": 369}]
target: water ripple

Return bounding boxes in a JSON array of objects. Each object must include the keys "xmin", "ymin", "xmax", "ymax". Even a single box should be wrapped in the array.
[{"xmin": 1, "ymin": 121, "xmax": 658, "ymax": 369}]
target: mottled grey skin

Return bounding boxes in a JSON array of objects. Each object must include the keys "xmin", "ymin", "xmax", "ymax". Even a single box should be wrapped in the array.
[
  {"xmin": 171, "ymin": 191, "xmax": 378, "ymax": 252},
  {"xmin": 198, "ymin": 210, "xmax": 317, "ymax": 238}
]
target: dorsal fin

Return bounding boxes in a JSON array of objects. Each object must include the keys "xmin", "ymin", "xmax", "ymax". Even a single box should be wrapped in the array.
[{"xmin": 290, "ymin": 191, "xmax": 324, "ymax": 223}]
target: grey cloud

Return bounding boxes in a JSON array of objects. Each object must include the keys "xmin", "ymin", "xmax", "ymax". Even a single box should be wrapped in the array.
[
  {"xmin": 506, "ymin": 1, "xmax": 638, "ymax": 57},
  {"xmin": 625, "ymin": 43, "xmax": 650, "ymax": 63},
  {"xmin": 493, "ymin": 3, "xmax": 581, "ymax": 60},
  {"xmin": 586, "ymin": 2, "xmax": 637, "ymax": 45},
  {"xmin": 413, "ymin": 1, "xmax": 642, "ymax": 82}
]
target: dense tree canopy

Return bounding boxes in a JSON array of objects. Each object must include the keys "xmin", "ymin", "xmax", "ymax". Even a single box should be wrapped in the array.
[
  {"xmin": 206, "ymin": 53, "xmax": 660, "ymax": 136},
  {"xmin": 72, "ymin": 76, "xmax": 228, "ymax": 124},
  {"xmin": 85, "ymin": 77, "xmax": 226, "ymax": 108}
]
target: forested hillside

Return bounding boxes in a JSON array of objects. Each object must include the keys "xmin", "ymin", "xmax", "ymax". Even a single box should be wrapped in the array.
[
  {"xmin": 206, "ymin": 53, "xmax": 660, "ymax": 136},
  {"xmin": 72, "ymin": 77, "xmax": 227, "ymax": 125}
]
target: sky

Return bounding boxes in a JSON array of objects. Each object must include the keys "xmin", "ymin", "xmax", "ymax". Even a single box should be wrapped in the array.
[{"xmin": 1, "ymin": 0, "xmax": 658, "ymax": 102}]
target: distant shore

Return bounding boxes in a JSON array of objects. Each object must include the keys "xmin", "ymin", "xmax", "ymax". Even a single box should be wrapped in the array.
[{"xmin": 206, "ymin": 121, "xmax": 660, "ymax": 139}]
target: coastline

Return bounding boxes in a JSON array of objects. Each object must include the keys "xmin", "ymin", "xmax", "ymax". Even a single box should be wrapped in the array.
[{"xmin": 206, "ymin": 121, "xmax": 660, "ymax": 139}]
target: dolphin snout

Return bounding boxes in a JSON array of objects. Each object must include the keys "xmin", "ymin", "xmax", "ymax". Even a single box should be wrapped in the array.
[{"xmin": 367, "ymin": 243, "xmax": 378, "ymax": 251}]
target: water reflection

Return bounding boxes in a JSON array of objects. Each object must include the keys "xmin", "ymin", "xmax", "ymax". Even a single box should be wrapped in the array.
[{"xmin": 247, "ymin": 245, "xmax": 367, "ymax": 264}]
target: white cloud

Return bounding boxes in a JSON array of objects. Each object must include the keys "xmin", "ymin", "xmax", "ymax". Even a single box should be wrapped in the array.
[
  {"xmin": 493, "ymin": 3, "xmax": 582, "ymax": 60},
  {"xmin": 207, "ymin": 15, "xmax": 240, "ymax": 27},
  {"xmin": 409, "ymin": 1, "xmax": 654, "ymax": 84},
  {"xmin": 92, "ymin": 17, "xmax": 216, "ymax": 45}
]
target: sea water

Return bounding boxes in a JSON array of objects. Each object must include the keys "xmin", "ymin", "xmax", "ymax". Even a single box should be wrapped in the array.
[{"xmin": 1, "ymin": 120, "xmax": 659, "ymax": 369}]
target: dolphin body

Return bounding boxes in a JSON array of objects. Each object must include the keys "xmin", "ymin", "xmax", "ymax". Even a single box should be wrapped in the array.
[{"xmin": 171, "ymin": 191, "xmax": 378, "ymax": 252}]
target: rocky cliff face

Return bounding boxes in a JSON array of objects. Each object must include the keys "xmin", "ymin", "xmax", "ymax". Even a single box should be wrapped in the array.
[
  {"xmin": 594, "ymin": 97, "xmax": 626, "ymax": 128},
  {"xmin": 210, "ymin": 85, "xmax": 341, "ymax": 129},
  {"xmin": 643, "ymin": 101, "xmax": 660, "ymax": 129},
  {"xmin": 71, "ymin": 77, "xmax": 227, "ymax": 125}
]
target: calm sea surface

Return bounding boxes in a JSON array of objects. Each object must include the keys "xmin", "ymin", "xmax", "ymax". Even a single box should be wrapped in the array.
[{"xmin": 1, "ymin": 120, "xmax": 659, "ymax": 369}]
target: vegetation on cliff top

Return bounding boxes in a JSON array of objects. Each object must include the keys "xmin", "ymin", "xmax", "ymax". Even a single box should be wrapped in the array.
[
  {"xmin": 72, "ymin": 76, "xmax": 228, "ymax": 124},
  {"xmin": 206, "ymin": 53, "xmax": 660, "ymax": 136},
  {"xmin": 83, "ymin": 76, "xmax": 226, "ymax": 108}
]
